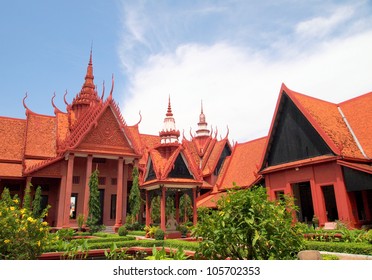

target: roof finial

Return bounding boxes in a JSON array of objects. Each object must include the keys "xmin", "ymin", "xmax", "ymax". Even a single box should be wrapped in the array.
[{"xmin": 166, "ymin": 95, "xmax": 173, "ymax": 117}]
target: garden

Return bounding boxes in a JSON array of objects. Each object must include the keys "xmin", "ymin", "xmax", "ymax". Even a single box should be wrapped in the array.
[{"xmin": 1, "ymin": 182, "xmax": 372, "ymax": 260}]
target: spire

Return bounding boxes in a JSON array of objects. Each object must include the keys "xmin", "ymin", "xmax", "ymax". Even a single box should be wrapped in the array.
[
  {"xmin": 70, "ymin": 50, "xmax": 101, "ymax": 120},
  {"xmin": 196, "ymin": 100, "xmax": 210, "ymax": 137},
  {"xmin": 159, "ymin": 96, "xmax": 180, "ymax": 144}
]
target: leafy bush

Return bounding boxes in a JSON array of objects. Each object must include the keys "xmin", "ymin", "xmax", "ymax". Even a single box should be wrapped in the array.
[
  {"xmin": 56, "ymin": 228, "xmax": 75, "ymax": 241},
  {"xmin": 306, "ymin": 241, "xmax": 372, "ymax": 255},
  {"xmin": 128, "ymin": 230, "xmax": 146, "ymax": 236},
  {"xmin": 366, "ymin": 230, "xmax": 372, "ymax": 244},
  {"xmin": 154, "ymin": 228, "xmax": 165, "ymax": 240},
  {"xmin": 118, "ymin": 226, "xmax": 128, "ymax": 236},
  {"xmin": 193, "ymin": 186, "xmax": 305, "ymax": 260},
  {"xmin": 321, "ymin": 254, "xmax": 339, "ymax": 260},
  {"xmin": 0, "ymin": 187, "xmax": 52, "ymax": 259}
]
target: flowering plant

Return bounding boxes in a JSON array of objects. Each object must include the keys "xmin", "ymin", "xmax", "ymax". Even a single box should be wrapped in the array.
[{"xmin": 0, "ymin": 187, "xmax": 52, "ymax": 259}]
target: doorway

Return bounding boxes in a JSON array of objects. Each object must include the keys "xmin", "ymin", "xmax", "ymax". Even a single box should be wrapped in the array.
[
  {"xmin": 322, "ymin": 185, "xmax": 338, "ymax": 221},
  {"xmin": 292, "ymin": 182, "xmax": 314, "ymax": 223}
]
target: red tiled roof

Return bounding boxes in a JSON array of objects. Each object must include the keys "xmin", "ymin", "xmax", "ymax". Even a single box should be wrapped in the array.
[
  {"xmin": 25, "ymin": 113, "xmax": 57, "ymax": 158},
  {"xmin": 219, "ymin": 137, "xmax": 267, "ymax": 190},
  {"xmin": 287, "ymin": 86, "xmax": 363, "ymax": 158},
  {"xmin": 202, "ymin": 138, "xmax": 229, "ymax": 176},
  {"xmin": 0, "ymin": 163, "xmax": 23, "ymax": 177},
  {"xmin": 196, "ymin": 192, "xmax": 226, "ymax": 208},
  {"xmin": 0, "ymin": 117, "xmax": 26, "ymax": 161},
  {"xmin": 338, "ymin": 92, "xmax": 372, "ymax": 159}
]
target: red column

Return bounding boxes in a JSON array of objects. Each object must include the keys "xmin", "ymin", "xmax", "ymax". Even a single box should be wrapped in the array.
[
  {"xmin": 160, "ymin": 186, "xmax": 166, "ymax": 231},
  {"xmin": 145, "ymin": 190, "xmax": 151, "ymax": 226},
  {"xmin": 115, "ymin": 157, "xmax": 124, "ymax": 228},
  {"xmin": 83, "ymin": 155, "xmax": 93, "ymax": 220},
  {"xmin": 122, "ymin": 164, "xmax": 129, "ymax": 221},
  {"xmin": 56, "ymin": 162, "xmax": 67, "ymax": 227},
  {"xmin": 192, "ymin": 187, "xmax": 198, "ymax": 226},
  {"xmin": 63, "ymin": 153, "xmax": 75, "ymax": 227}
]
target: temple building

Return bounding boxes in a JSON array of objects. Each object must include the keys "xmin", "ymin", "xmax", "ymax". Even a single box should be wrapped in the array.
[
  {"xmin": 259, "ymin": 84, "xmax": 372, "ymax": 228},
  {"xmin": 0, "ymin": 54, "xmax": 371, "ymax": 230}
]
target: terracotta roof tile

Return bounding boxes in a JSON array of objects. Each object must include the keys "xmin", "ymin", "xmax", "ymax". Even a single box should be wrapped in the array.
[
  {"xmin": 25, "ymin": 113, "xmax": 57, "ymax": 158},
  {"xmin": 56, "ymin": 112, "xmax": 69, "ymax": 143},
  {"xmin": 197, "ymin": 192, "xmax": 226, "ymax": 208},
  {"xmin": 0, "ymin": 163, "xmax": 23, "ymax": 177},
  {"xmin": 339, "ymin": 92, "xmax": 372, "ymax": 159},
  {"xmin": 0, "ymin": 117, "xmax": 26, "ymax": 161},
  {"xmin": 219, "ymin": 137, "xmax": 266, "ymax": 190},
  {"xmin": 285, "ymin": 85, "xmax": 364, "ymax": 159}
]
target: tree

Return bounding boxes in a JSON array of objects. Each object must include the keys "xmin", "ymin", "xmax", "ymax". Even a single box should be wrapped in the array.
[
  {"xmin": 86, "ymin": 169, "xmax": 102, "ymax": 233},
  {"xmin": 193, "ymin": 186, "xmax": 305, "ymax": 260},
  {"xmin": 32, "ymin": 186, "xmax": 42, "ymax": 219},
  {"xmin": 128, "ymin": 166, "xmax": 141, "ymax": 223},
  {"xmin": 179, "ymin": 194, "xmax": 192, "ymax": 223}
]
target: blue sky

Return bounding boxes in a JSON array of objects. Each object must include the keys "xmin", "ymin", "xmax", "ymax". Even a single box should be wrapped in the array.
[{"xmin": 1, "ymin": 0, "xmax": 372, "ymax": 142}]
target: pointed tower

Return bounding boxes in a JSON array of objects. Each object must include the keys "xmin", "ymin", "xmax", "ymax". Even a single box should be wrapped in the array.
[
  {"xmin": 70, "ymin": 50, "xmax": 101, "ymax": 120},
  {"xmin": 159, "ymin": 96, "xmax": 180, "ymax": 144},
  {"xmin": 195, "ymin": 100, "xmax": 210, "ymax": 137}
]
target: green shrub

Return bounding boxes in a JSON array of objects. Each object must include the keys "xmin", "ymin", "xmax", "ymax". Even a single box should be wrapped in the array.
[
  {"xmin": 128, "ymin": 230, "xmax": 146, "ymax": 236},
  {"xmin": 57, "ymin": 228, "xmax": 75, "ymax": 241},
  {"xmin": 154, "ymin": 228, "xmax": 165, "ymax": 240},
  {"xmin": 321, "ymin": 254, "xmax": 339, "ymax": 260},
  {"xmin": 193, "ymin": 186, "xmax": 305, "ymax": 260},
  {"xmin": 118, "ymin": 226, "xmax": 128, "ymax": 236},
  {"xmin": 366, "ymin": 230, "xmax": 372, "ymax": 244},
  {"xmin": 77, "ymin": 214, "xmax": 85, "ymax": 231},
  {"xmin": 306, "ymin": 241, "xmax": 372, "ymax": 255}
]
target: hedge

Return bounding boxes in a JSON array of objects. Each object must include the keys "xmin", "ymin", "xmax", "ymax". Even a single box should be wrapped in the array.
[{"xmin": 305, "ymin": 241, "xmax": 372, "ymax": 255}]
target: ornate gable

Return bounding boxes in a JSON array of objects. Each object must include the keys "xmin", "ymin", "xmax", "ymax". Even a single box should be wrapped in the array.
[
  {"xmin": 76, "ymin": 106, "xmax": 135, "ymax": 155},
  {"xmin": 264, "ymin": 91, "xmax": 333, "ymax": 168},
  {"xmin": 168, "ymin": 153, "xmax": 193, "ymax": 179}
]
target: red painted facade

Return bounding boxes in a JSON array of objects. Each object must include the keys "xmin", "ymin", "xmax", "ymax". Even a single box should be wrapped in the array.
[{"xmin": 1, "ymin": 55, "xmax": 371, "ymax": 230}]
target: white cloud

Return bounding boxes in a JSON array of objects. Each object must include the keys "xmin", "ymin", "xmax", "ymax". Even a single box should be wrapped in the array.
[
  {"xmin": 121, "ymin": 30, "xmax": 372, "ymax": 143},
  {"xmin": 295, "ymin": 6, "xmax": 354, "ymax": 39}
]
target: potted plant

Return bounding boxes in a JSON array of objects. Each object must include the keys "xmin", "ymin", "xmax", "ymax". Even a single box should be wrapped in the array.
[
  {"xmin": 312, "ymin": 215, "xmax": 319, "ymax": 229},
  {"xmin": 77, "ymin": 214, "xmax": 85, "ymax": 232}
]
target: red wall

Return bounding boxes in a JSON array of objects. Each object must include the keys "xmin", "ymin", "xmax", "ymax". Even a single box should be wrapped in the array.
[{"xmin": 265, "ymin": 161, "xmax": 356, "ymax": 227}]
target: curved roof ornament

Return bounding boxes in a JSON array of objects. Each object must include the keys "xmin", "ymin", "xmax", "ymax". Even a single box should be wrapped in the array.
[
  {"xmin": 224, "ymin": 125, "xmax": 230, "ymax": 139},
  {"xmin": 134, "ymin": 110, "xmax": 142, "ymax": 126},
  {"xmin": 209, "ymin": 125, "xmax": 213, "ymax": 137},
  {"xmin": 51, "ymin": 92, "xmax": 63, "ymax": 114},
  {"xmin": 101, "ymin": 80, "xmax": 105, "ymax": 100},
  {"xmin": 22, "ymin": 92, "xmax": 35, "ymax": 115},
  {"xmin": 108, "ymin": 74, "xmax": 114, "ymax": 100},
  {"xmin": 214, "ymin": 126, "xmax": 218, "ymax": 139},
  {"xmin": 63, "ymin": 90, "xmax": 69, "ymax": 106},
  {"xmin": 189, "ymin": 127, "xmax": 194, "ymax": 139}
]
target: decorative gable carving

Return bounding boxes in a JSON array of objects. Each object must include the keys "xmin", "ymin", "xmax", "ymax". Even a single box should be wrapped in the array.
[
  {"xmin": 77, "ymin": 107, "xmax": 134, "ymax": 153},
  {"xmin": 267, "ymin": 93, "xmax": 333, "ymax": 166}
]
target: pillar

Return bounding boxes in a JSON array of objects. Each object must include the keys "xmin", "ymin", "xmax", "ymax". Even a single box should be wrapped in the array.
[
  {"xmin": 63, "ymin": 153, "xmax": 75, "ymax": 227},
  {"xmin": 56, "ymin": 163, "xmax": 67, "ymax": 227},
  {"xmin": 122, "ymin": 164, "xmax": 129, "ymax": 221},
  {"xmin": 160, "ymin": 186, "xmax": 166, "ymax": 231},
  {"xmin": 192, "ymin": 187, "xmax": 197, "ymax": 226},
  {"xmin": 83, "ymin": 155, "xmax": 93, "ymax": 220},
  {"xmin": 115, "ymin": 157, "xmax": 124, "ymax": 228}
]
